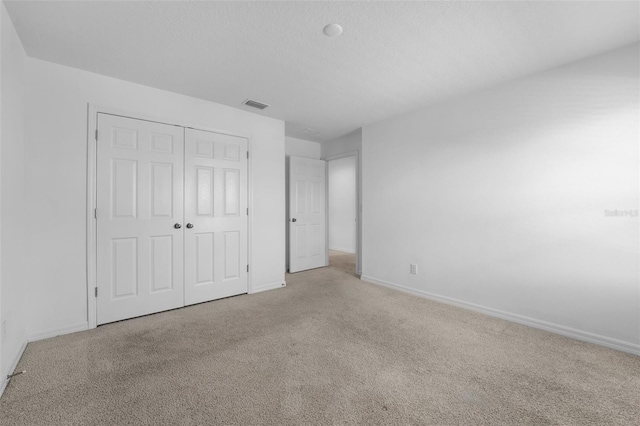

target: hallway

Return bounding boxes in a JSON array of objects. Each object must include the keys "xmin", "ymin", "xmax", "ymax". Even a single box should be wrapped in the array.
[{"xmin": 328, "ymin": 250, "xmax": 357, "ymax": 277}]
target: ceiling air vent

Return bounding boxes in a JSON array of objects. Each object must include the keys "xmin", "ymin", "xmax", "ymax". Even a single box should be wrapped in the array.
[{"xmin": 242, "ymin": 99, "xmax": 270, "ymax": 110}]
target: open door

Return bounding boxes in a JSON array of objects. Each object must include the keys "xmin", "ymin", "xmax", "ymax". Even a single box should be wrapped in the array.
[{"xmin": 288, "ymin": 156, "xmax": 326, "ymax": 273}]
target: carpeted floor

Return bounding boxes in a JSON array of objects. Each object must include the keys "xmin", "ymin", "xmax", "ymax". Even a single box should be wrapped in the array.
[
  {"xmin": 329, "ymin": 250, "xmax": 357, "ymax": 276},
  {"xmin": 1, "ymin": 266, "xmax": 639, "ymax": 425}
]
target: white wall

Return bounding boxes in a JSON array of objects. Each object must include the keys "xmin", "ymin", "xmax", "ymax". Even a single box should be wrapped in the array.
[
  {"xmin": 328, "ymin": 156, "xmax": 356, "ymax": 253},
  {"xmin": 362, "ymin": 44, "xmax": 640, "ymax": 354},
  {"xmin": 322, "ymin": 129, "xmax": 362, "ymax": 274},
  {"xmin": 322, "ymin": 128, "xmax": 361, "ymax": 160},
  {"xmin": 24, "ymin": 58, "xmax": 285, "ymax": 339},
  {"xmin": 285, "ymin": 136, "xmax": 321, "ymax": 159},
  {"xmin": 0, "ymin": 3, "xmax": 27, "ymax": 390},
  {"xmin": 284, "ymin": 136, "xmax": 321, "ymax": 270}
]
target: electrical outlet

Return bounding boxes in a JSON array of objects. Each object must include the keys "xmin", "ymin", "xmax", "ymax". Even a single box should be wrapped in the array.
[{"xmin": 410, "ymin": 264, "xmax": 418, "ymax": 274}]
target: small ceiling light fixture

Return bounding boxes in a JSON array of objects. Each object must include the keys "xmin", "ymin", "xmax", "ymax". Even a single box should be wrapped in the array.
[{"xmin": 323, "ymin": 23, "xmax": 343, "ymax": 37}]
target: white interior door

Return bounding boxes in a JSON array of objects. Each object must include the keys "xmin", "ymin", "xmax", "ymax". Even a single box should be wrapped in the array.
[
  {"xmin": 96, "ymin": 114, "xmax": 184, "ymax": 325},
  {"xmin": 289, "ymin": 156, "xmax": 326, "ymax": 273},
  {"xmin": 184, "ymin": 128, "xmax": 248, "ymax": 305}
]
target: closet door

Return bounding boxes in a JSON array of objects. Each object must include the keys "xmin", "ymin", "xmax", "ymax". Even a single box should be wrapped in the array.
[
  {"xmin": 184, "ymin": 128, "xmax": 248, "ymax": 305},
  {"xmin": 96, "ymin": 114, "xmax": 185, "ymax": 325}
]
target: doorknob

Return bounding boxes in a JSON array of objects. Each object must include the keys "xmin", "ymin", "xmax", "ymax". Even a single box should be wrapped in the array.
[
  {"xmin": 291, "ymin": 218, "xmax": 297, "ymax": 222},
  {"xmin": 174, "ymin": 223, "xmax": 182, "ymax": 229},
  {"xmin": 186, "ymin": 223, "xmax": 194, "ymax": 229}
]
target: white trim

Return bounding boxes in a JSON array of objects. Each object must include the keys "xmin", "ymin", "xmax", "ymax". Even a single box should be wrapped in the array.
[
  {"xmin": 27, "ymin": 322, "xmax": 89, "ymax": 343},
  {"xmin": 323, "ymin": 159, "xmax": 329, "ymax": 268},
  {"xmin": 87, "ymin": 105, "xmax": 98, "ymax": 329},
  {"xmin": 361, "ymin": 275, "xmax": 640, "ymax": 356},
  {"xmin": 249, "ymin": 280, "xmax": 286, "ymax": 294},
  {"xmin": 87, "ymin": 104, "xmax": 254, "ymax": 328},
  {"xmin": 324, "ymin": 150, "xmax": 361, "ymax": 275},
  {"xmin": 87, "ymin": 105, "xmax": 253, "ymax": 140},
  {"xmin": 324, "ymin": 151, "xmax": 359, "ymax": 163},
  {"xmin": 0, "ymin": 339, "xmax": 27, "ymax": 398},
  {"xmin": 246, "ymin": 137, "xmax": 254, "ymax": 293}
]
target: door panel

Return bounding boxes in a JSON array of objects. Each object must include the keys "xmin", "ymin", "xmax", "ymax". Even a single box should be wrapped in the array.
[
  {"xmin": 184, "ymin": 128, "xmax": 248, "ymax": 305},
  {"xmin": 96, "ymin": 113, "xmax": 185, "ymax": 325},
  {"xmin": 224, "ymin": 231, "xmax": 240, "ymax": 279},
  {"xmin": 111, "ymin": 159, "xmax": 137, "ymax": 219},
  {"xmin": 224, "ymin": 169, "xmax": 240, "ymax": 215},
  {"xmin": 111, "ymin": 237, "xmax": 138, "ymax": 298},
  {"xmin": 150, "ymin": 162, "xmax": 174, "ymax": 218},
  {"xmin": 150, "ymin": 235, "xmax": 174, "ymax": 292},
  {"xmin": 289, "ymin": 156, "xmax": 326, "ymax": 272}
]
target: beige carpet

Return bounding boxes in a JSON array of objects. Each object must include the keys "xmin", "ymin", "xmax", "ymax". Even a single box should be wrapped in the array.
[
  {"xmin": 1, "ymin": 267, "xmax": 639, "ymax": 425},
  {"xmin": 329, "ymin": 250, "xmax": 357, "ymax": 276}
]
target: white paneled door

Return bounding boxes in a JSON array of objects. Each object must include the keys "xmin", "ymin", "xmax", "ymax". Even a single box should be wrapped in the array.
[
  {"xmin": 289, "ymin": 156, "xmax": 326, "ymax": 273},
  {"xmin": 96, "ymin": 114, "xmax": 248, "ymax": 325},
  {"xmin": 184, "ymin": 128, "xmax": 248, "ymax": 305},
  {"xmin": 96, "ymin": 114, "xmax": 185, "ymax": 324}
]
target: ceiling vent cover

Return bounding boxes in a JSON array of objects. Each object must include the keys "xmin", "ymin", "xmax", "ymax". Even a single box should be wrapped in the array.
[{"xmin": 243, "ymin": 99, "xmax": 270, "ymax": 110}]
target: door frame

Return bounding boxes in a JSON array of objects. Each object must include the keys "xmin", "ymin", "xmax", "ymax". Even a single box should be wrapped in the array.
[
  {"xmin": 324, "ymin": 150, "xmax": 361, "ymax": 275},
  {"xmin": 86, "ymin": 104, "xmax": 253, "ymax": 329}
]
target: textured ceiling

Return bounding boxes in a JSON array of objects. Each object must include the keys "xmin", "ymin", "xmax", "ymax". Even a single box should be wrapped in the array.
[{"xmin": 5, "ymin": 1, "xmax": 639, "ymax": 142}]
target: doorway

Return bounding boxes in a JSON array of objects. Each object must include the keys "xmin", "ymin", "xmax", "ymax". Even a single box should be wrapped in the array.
[{"xmin": 327, "ymin": 154, "xmax": 358, "ymax": 276}]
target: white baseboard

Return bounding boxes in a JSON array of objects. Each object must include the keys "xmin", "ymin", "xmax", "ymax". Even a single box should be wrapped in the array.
[
  {"xmin": 250, "ymin": 280, "xmax": 286, "ymax": 294},
  {"xmin": 361, "ymin": 275, "xmax": 640, "ymax": 356},
  {"xmin": 329, "ymin": 246, "xmax": 356, "ymax": 254},
  {"xmin": 1, "ymin": 338, "xmax": 27, "ymax": 398},
  {"xmin": 27, "ymin": 322, "xmax": 89, "ymax": 343}
]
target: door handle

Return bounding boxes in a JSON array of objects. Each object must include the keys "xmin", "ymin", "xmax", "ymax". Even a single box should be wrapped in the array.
[
  {"xmin": 174, "ymin": 223, "xmax": 182, "ymax": 229},
  {"xmin": 186, "ymin": 223, "xmax": 194, "ymax": 229},
  {"xmin": 291, "ymin": 218, "xmax": 297, "ymax": 222}
]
